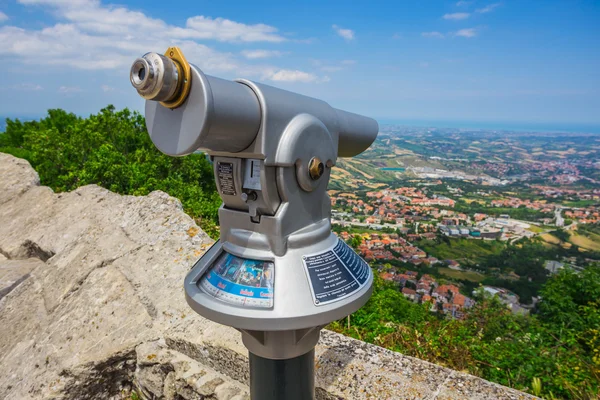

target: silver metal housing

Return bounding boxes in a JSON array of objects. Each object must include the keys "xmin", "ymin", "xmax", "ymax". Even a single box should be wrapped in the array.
[
  {"xmin": 185, "ymin": 235, "xmax": 373, "ymax": 332},
  {"xmin": 133, "ymin": 56, "xmax": 379, "ymax": 361},
  {"xmin": 142, "ymin": 64, "xmax": 378, "ymax": 158},
  {"xmin": 145, "ymin": 65, "xmax": 262, "ymax": 155}
]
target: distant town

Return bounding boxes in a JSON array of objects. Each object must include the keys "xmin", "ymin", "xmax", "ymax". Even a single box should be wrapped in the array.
[{"xmin": 329, "ymin": 126, "xmax": 600, "ymax": 318}]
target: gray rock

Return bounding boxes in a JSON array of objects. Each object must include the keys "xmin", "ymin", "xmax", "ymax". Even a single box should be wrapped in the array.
[
  {"xmin": 0, "ymin": 258, "xmax": 44, "ymax": 301},
  {"xmin": 0, "ymin": 153, "xmax": 538, "ymax": 400}
]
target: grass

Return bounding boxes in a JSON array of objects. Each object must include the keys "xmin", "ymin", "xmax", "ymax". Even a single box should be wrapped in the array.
[
  {"xmin": 540, "ymin": 233, "xmax": 561, "ymax": 245},
  {"xmin": 330, "ymin": 158, "xmax": 396, "ymax": 190},
  {"xmin": 438, "ymin": 267, "xmax": 486, "ymax": 282},
  {"xmin": 569, "ymin": 231, "xmax": 600, "ymax": 251},
  {"xmin": 527, "ymin": 225, "xmax": 545, "ymax": 233},
  {"xmin": 539, "ymin": 232, "xmax": 600, "ymax": 251},
  {"xmin": 420, "ymin": 238, "xmax": 505, "ymax": 264},
  {"xmin": 563, "ymin": 199, "xmax": 598, "ymax": 207}
]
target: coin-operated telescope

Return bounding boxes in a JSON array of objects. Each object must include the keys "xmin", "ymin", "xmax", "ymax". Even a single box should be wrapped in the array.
[{"xmin": 130, "ymin": 47, "xmax": 378, "ymax": 400}]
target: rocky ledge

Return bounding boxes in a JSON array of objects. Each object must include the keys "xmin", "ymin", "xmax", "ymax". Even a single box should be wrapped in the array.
[{"xmin": 0, "ymin": 153, "xmax": 536, "ymax": 400}]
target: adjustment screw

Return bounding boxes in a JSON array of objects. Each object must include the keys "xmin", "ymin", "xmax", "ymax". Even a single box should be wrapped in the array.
[
  {"xmin": 241, "ymin": 192, "xmax": 257, "ymax": 202},
  {"xmin": 308, "ymin": 157, "xmax": 324, "ymax": 180}
]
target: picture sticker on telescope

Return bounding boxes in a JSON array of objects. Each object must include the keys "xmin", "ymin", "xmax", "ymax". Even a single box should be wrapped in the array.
[
  {"xmin": 302, "ymin": 239, "xmax": 371, "ymax": 306},
  {"xmin": 217, "ymin": 162, "xmax": 236, "ymax": 196},
  {"xmin": 199, "ymin": 252, "xmax": 274, "ymax": 308}
]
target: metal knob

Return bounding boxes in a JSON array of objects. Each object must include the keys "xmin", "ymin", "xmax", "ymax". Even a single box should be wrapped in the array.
[
  {"xmin": 130, "ymin": 52, "xmax": 180, "ymax": 102},
  {"xmin": 308, "ymin": 157, "xmax": 324, "ymax": 180},
  {"xmin": 241, "ymin": 192, "xmax": 258, "ymax": 202}
]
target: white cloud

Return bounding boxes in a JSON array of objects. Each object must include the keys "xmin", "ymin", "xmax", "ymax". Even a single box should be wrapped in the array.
[
  {"xmin": 0, "ymin": 11, "xmax": 8, "ymax": 22},
  {"xmin": 240, "ymin": 49, "xmax": 285, "ymax": 59},
  {"xmin": 422, "ymin": 31, "xmax": 445, "ymax": 38},
  {"xmin": 420, "ymin": 62, "xmax": 430, "ymax": 68},
  {"xmin": 341, "ymin": 60, "xmax": 356, "ymax": 65},
  {"xmin": 267, "ymin": 69, "xmax": 317, "ymax": 83},
  {"xmin": 9, "ymin": 83, "xmax": 43, "ymax": 91},
  {"xmin": 18, "ymin": 0, "xmax": 286, "ymax": 43},
  {"xmin": 456, "ymin": 1, "xmax": 471, "ymax": 6},
  {"xmin": 455, "ymin": 28, "xmax": 478, "ymax": 38},
  {"xmin": 332, "ymin": 24, "xmax": 354, "ymax": 40},
  {"xmin": 0, "ymin": 0, "xmax": 325, "ymax": 84},
  {"xmin": 443, "ymin": 12, "xmax": 470, "ymax": 20},
  {"xmin": 174, "ymin": 16, "xmax": 286, "ymax": 43},
  {"xmin": 392, "ymin": 33, "xmax": 402, "ymax": 40},
  {"xmin": 101, "ymin": 84, "xmax": 114, "ymax": 92},
  {"xmin": 476, "ymin": 3, "xmax": 501, "ymax": 13},
  {"xmin": 58, "ymin": 85, "xmax": 82, "ymax": 93}
]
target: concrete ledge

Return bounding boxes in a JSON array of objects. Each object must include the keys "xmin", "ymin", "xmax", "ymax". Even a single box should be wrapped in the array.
[{"xmin": 0, "ymin": 153, "xmax": 537, "ymax": 399}]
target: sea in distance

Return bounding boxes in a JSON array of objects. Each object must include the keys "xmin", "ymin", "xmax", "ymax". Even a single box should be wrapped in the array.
[
  {"xmin": 378, "ymin": 119, "xmax": 600, "ymax": 135},
  {"xmin": 2, "ymin": 115, "xmax": 600, "ymax": 135}
]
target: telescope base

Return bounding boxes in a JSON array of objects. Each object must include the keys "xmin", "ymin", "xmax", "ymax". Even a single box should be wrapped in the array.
[{"xmin": 249, "ymin": 349, "xmax": 315, "ymax": 400}]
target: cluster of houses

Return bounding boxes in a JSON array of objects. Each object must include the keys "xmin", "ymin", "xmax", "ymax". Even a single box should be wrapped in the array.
[
  {"xmin": 379, "ymin": 268, "xmax": 531, "ymax": 317},
  {"xmin": 563, "ymin": 208, "xmax": 600, "ymax": 224},
  {"xmin": 490, "ymin": 197, "xmax": 555, "ymax": 213},
  {"xmin": 529, "ymin": 185, "xmax": 600, "ymax": 224},
  {"xmin": 379, "ymin": 270, "xmax": 475, "ymax": 319},
  {"xmin": 330, "ymin": 188, "xmax": 458, "ymax": 226},
  {"xmin": 438, "ymin": 215, "xmax": 538, "ymax": 242},
  {"xmin": 338, "ymin": 232, "xmax": 439, "ymax": 265},
  {"xmin": 531, "ymin": 185, "xmax": 600, "ymax": 200},
  {"xmin": 489, "ymin": 192, "xmax": 599, "ymax": 225}
]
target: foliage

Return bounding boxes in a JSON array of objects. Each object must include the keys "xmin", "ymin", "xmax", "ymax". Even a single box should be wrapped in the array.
[
  {"xmin": 0, "ymin": 107, "xmax": 221, "ymax": 237},
  {"xmin": 350, "ymin": 235, "xmax": 363, "ymax": 249},
  {"xmin": 579, "ymin": 223, "xmax": 600, "ymax": 236},
  {"xmin": 329, "ymin": 267, "xmax": 600, "ymax": 399},
  {"xmin": 551, "ymin": 229, "xmax": 571, "ymax": 243},
  {"xmin": 450, "ymin": 199, "xmax": 553, "ymax": 222},
  {"xmin": 419, "ymin": 237, "xmax": 505, "ymax": 264}
]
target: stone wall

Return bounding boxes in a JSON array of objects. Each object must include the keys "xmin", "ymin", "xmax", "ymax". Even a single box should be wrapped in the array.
[{"xmin": 0, "ymin": 153, "xmax": 536, "ymax": 400}]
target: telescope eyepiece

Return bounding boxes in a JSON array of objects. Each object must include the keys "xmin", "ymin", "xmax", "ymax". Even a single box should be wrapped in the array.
[
  {"xmin": 130, "ymin": 52, "xmax": 180, "ymax": 102},
  {"xmin": 131, "ymin": 58, "xmax": 152, "ymax": 89}
]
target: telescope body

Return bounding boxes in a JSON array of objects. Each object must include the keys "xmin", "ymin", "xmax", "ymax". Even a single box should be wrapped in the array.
[
  {"xmin": 131, "ymin": 49, "xmax": 378, "ymax": 362},
  {"xmin": 143, "ymin": 61, "xmax": 378, "ymax": 159}
]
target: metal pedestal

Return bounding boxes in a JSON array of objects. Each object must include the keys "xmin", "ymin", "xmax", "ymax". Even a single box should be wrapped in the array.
[{"xmin": 249, "ymin": 349, "xmax": 315, "ymax": 400}]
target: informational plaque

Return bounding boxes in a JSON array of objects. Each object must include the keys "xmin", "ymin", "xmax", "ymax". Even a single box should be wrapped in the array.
[
  {"xmin": 199, "ymin": 252, "xmax": 274, "ymax": 308},
  {"xmin": 302, "ymin": 239, "xmax": 370, "ymax": 305},
  {"xmin": 217, "ymin": 162, "xmax": 236, "ymax": 196}
]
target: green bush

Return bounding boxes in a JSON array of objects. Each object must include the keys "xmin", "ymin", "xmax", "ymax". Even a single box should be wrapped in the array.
[
  {"xmin": 329, "ymin": 268, "xmax": 600, "ymax": 399},
  {"xmin": 0, "ymin": 106, "xmax": 221, "ymax": 238}
]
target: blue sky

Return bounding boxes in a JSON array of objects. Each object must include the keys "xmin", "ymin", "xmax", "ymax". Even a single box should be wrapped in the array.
[{"xmin": 0, "ymin": 0, "xmax": 599, "ymax": 126}]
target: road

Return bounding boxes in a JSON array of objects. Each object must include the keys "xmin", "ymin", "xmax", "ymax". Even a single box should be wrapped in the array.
[
  {"xmin": 332, "ymin": 219, "xmax": 398, "ymax": 230},
  {"xmin": 555, "ymin": 208, "xmax": 564, "ymax": 227}
]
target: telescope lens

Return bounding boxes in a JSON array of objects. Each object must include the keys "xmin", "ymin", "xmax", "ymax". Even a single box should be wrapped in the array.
[
  {"xmin": 130, "ymin": 59, "xmax": 150, "ymax": 88},
  {"xmin": 130, "ymin": 53, "xmax": 179, "ymax": 102}
]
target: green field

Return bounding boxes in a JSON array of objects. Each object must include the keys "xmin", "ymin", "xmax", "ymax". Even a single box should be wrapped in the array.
[
  {"xmin": 540, "ymin": 230, "xmax": 600, "ymax": 251},
  {"xmin": 527, "ymin": 225, "xmax": 545, "ymax": 233},
  {"xmin": 438, "ymin": 267, "xmax": 486, "ymax": 282},
  {"xmin": 569, "ymin": 230, "xmax": 600, "ymax": 251},
  {"xmin": 420, "ymin": 238, "xmax": 505, "ymax": 264}
]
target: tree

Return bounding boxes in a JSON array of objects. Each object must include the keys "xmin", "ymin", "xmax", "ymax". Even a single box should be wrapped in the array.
[
  {"xmin": 351, "ymin": 235, "xmax": 363, "ymax": 249},
  {"xmin": 0, "ymin": 106, "xmax": 222, "ymax": 237}
]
